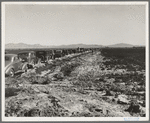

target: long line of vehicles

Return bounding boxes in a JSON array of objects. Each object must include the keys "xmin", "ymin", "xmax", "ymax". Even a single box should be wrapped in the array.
[{"xmin": 5, "ymin": 48, "xmax": 97, "ymax": 77}]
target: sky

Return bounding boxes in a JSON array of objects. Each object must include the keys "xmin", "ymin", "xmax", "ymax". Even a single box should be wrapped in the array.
[{"xmin": 5, "ymin": 3, "xmax": 146, "ymax": 46}]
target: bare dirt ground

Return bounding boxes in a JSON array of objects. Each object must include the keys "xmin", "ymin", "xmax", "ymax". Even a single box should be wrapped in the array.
[{"xmin": 5, "ymin": 51, "xmax": 145, "ymax": 117}]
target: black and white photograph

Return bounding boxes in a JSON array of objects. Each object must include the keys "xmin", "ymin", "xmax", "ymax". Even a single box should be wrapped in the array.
[{"xmin": 2, "ymin": 1, "xmax": 149, "ymax": 121}]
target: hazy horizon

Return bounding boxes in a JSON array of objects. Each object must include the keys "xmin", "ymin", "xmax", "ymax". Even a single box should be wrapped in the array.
[
  {"xmin": 5, "ymin": 42, "xmax": 145, "ymax": 46},
  {"xmin": 5, "ymin": 3, "xmax": 147, "ymax": 46}
]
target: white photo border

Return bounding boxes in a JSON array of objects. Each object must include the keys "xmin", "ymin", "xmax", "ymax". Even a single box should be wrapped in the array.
[{"xmin": 1, "ymin": 1, "xmax": 149, "ymax": 121}]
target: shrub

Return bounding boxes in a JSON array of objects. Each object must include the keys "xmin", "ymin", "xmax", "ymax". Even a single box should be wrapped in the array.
[
  {"xmin": 5, "ymin": 87, "xmax": 21, "ymax": 97},
  {"xmin": 60, "ymin": 61, "xmax": 81, "ymax": 76},
  {"xmin": 27, "ymin": 75, "xmax": 50, "ymax": 84}
]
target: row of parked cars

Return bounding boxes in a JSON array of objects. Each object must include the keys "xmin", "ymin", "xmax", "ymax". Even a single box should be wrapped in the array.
[{"xmin": 5, "ymin": 48, "xmax": 95, "ymax": 77}]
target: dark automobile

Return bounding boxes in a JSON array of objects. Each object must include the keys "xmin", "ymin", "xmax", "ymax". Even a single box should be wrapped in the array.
[
  {"xmin": 67, "ymin": 49, "xmax": 73, "ymax": 54},
  {"xmin": 53, "ymin": 50, "xmax": 63, "ymax": 59},
  {"xmin": 71, "ymin": 49, "xmax": 77, "ymax": 54},
  {"xmin": 47, "ymin": 50, "xmax": 55, "ymax": 60},
  {"xmin": 18, "ymin": 51, "xmax": 36, "ymax": 65},
  {"xmin": 35, "ymin": 51, "xmax": 47, "ymax": 63},
  {"xmin": 62, "ymin": 49, "xmax": 68, "ymax": 56},
  {"xmin": 5, "ymin": 54, "xmax": 28, "ymax": 77},
  {"xmin": 79, "ymin": 48, "xmax": 85, "ymax": 53}
]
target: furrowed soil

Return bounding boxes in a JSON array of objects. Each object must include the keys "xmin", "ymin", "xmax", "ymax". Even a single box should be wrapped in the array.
[{"xmin": 5, "ymin": 49, "xmax": 146, "ymax": 117}]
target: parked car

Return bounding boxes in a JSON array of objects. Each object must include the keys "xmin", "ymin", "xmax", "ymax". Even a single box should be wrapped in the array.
[
  {"xmin": 17, "ymin": 51, "xmax": 36, "ymax": 65},
  {"xmin": 5, "ymin": 54, "xmax": 28, "ymax": 77},
  {"xmin": 47, "ymin": 50, "xmax": 55, "ymax": 60},
  {"xmin": 35, "ymin": 51, "xmax": 47, "ymax": 63},
  {"xmin": 71, "ymin": 49, "xmax": 77, "ymax": 54},
  {"xmin": 67, "ymin": 49, "xmax": 73, "ymax": 54},
  {"xmin": 62, "ymin": 49, "xmax": 69, "ymax": 56},
  {"xmin": 53, "ymin": 50, "xmax": 63, "ymax": 59},
  {"xmin": 79, "ymin": 48, "xmax": 85, "ymax": 53}
]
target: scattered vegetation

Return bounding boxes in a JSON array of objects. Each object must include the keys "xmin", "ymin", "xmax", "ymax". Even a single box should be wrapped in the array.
[
  {"xmin": 101, "ymin": 48, "xmax": 145, "ymax": 71},
  {"xmin": 60, "ymin": 61, "xmax": 81, "ymax": 76},
  {"xmin": 5, "ymin": 48, "xmax": 146, "ymax": 117}
]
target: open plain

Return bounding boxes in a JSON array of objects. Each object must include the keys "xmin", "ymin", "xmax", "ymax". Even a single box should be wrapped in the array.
[{"xmin": 5, "ymin": 48, "xmax": 146, "ymax": 117}]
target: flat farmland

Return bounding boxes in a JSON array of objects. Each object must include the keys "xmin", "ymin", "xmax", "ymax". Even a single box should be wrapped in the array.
[{"xmin": 5, "ymin": 47, "xmax": 146, "ymax": 117}]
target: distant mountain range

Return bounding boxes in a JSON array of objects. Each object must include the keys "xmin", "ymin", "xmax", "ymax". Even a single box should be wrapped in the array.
[
  {"xmin": 5, "ymin": 43, "xmax": 144, "ymax": 49},
  {"xmin": 5, "ymin": 43, "xmax": 103, "ymax": 49},
  {"xmin": 107, "ymin": 43, "xmax": 134, "ymax": 48}
]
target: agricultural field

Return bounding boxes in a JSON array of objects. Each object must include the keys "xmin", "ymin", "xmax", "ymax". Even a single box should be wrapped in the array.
[{"xmin": 5, "ymin": 47, "xmax": 146, "ymax": 117}]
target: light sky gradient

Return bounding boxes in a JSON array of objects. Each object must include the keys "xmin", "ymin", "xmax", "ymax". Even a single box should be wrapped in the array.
[{"xmin": 5, "ymin": 4, "xmax": 146, "ymax": 46}]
